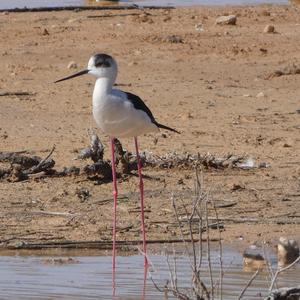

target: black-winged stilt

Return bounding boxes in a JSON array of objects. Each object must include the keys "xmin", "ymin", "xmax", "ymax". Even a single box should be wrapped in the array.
[{"xmin": 55, "ymin": 53, "xmax": 179, "ymax": 268}]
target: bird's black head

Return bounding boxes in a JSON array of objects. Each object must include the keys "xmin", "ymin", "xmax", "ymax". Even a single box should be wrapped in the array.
[{"xmin": 93, "ymin": 53, "xmax": 113, "ymax": 68}]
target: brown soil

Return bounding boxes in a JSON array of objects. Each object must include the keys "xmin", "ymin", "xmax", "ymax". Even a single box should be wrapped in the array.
[{"xmin": 0, "ymin": 4, "xmax": 299, "ymax": 251}]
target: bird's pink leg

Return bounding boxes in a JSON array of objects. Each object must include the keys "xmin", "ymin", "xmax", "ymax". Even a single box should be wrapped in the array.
[
  {"xmin": 110, "ymin": 137, "xmax": 118, "ymax": 271},
  {"xmin": 141, "ymin": 264, "xmax": 148, "ymax": 300},
  {"xmin": 134, "ymin": 137, "xmax": 148, "ymax": 266}
]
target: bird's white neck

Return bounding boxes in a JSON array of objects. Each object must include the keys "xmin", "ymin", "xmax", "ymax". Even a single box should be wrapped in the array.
[{"xmin": 93, "ymin": 77, "xmax": 114, "ymax": 105}]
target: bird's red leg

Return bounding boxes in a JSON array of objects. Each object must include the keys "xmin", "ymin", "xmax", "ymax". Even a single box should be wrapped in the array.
[
  {"xmin": 134, "ymin": 137, "xmax": 148, "ymax": 266},
  {"xmin": 110, "ymin": 137, "xmax": 118, "ymax": 271}
]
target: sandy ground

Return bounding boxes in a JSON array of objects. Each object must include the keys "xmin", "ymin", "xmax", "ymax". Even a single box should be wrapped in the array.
[{"xmin": 0, "ymin": 3, "xmax": 299, "ymax": 252}]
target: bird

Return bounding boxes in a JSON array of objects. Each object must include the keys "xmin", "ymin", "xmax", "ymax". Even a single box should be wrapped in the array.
[{"xmin": 55, "ymin": 53, "xmax": 179, "ymax": 268}]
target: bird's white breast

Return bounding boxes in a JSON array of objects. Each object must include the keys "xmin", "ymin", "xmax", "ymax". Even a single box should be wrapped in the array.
[{"xmin": 92, "ymin": 82, "xmax": 158, "ymax": 138}]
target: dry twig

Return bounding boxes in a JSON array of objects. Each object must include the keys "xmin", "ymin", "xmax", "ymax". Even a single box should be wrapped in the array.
[
  {"xmin": 269, "ymin": 256, "xmax": 300, "ymax": 292},
  {"xmin": 153, "ymin": 171, "xmax": 223, "ymax": 300},
  {"xmin": 0, "ymin": 91, "xmax": 35, "ymax": 97},
  {"xmin": 237, "ymin": 269, "xmax": 260, "ymax": 300}
]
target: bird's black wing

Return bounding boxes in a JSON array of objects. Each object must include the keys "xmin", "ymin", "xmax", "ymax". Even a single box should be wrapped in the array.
[
  {"xmin": 124, "ymin": 92, "xmax": 156, "ymax": 122},
  {"xmin": 124, "ymin": 91, "xmax": 180, "ymax": 134}
]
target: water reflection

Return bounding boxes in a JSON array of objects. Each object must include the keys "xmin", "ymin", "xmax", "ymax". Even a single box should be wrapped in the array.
[
  {"xmin": 0, "ymin": 249, "xmax": 298, "ymax": 300},
  {"xmin": 113, "ymin": 259, "xmax": 148, "ymax": 299},
  {"xmin": 142, "ymin": 265, "xmax": 148, "ymax": 300}
]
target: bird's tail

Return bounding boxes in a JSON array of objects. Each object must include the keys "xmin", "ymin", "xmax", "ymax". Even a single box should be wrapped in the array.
[{"xmin": 156, "ymin": 122, "xmax": 180, "ymax": 134}]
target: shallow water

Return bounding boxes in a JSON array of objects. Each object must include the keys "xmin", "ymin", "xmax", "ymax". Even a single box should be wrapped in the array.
[
  {"xmin": 0, "ymin": 248, "xmax": 299, "ymax": 300},
  {"xmin": 0, "ymin": 0, "xmax": 288, "ymax": 10}
]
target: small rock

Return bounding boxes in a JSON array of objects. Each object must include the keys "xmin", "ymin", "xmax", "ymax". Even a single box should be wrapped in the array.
[
  {"xmin": 68, "ymin": 61, "xmax": 77, "ymax": 69},
  {"xmin": 10, "ymin": 164, "xmax": 26, "ymax": 182},
  {"xmin": 215, "ymin": 15, "xmax": 237, "ymax": 25},
  {"xmin": 237, "ymin": 157, "xmax": 255, "ymax": 169},
  {"xmin": 132, "ymin": 13, "xmax": 153, "ymax": 24},
  {"xmin": 68, "ymin": 18, "xmax": 78, "ymax": 23},
  {"xmin": 278, "ymin": 237, "xmax": 299, "ymax": 267},
  {"xmin": 177, "ymin": 178, "xmax": 184, "ymax": 184},
  {"xmin": 1, "ymin": 132, "xmax": 8, "ymax": 139},
  {"xmin": 2, "ymin": 11, "xmax": 9, "ymax": 15},
  {"xmin": 165, "ymin": 35, "xmax": 183, "ymax": 44},
  {"xmin": 128, "ymin": 61, "xmax": 138, "ymax": 66},
  {"xmin": 163, "ymin": 16, "xmax": 172, "ymax": 22},
  {"xmin": 231, "ymin": 183, "xmax": 245, "ymax": 191},
  {"xmin": 42, "ymin": 257, "xmax": 79, "ymax": 265},
  {"xmin": 261, "ymin": 10, "xmax": 271, "ymax": 16},
  {"xmin": 75, "ymin": 187, "xmax": 90, "ymax": 202},
  {"xmin": 7, "ymin": 240, "xmax": 26, "ymax": 248},
  {"xmin": 243, "ymin": 245, "xmax": 266, "ymax": 271},
  {"xmin": 42, "ymin": 28, "xmax": 49, "ymax": 36},
  {"xmin": 259, "ymin": 48, "xmax": 268, "ymax": 54},
  {"xmin": 256, "ymin": 92, "xmax": 265, "ymax": 98},
  {"xmin": 195, "ymin": 23, "xmax": 204, "ymax": 32},
  {"xmin": 179, "ymin": 112, "xmax": 193, "ymax": 120},
  {"xmin": 258, "ymin": 162, "xmax": 270, "ymax": 168},
  {"xmin": 283, "ymin": 142, "xmax": 293, "ymax": 148},
  {"xmin": 263, "ymin": 24, "xmax": 275, "ymax": 33}
]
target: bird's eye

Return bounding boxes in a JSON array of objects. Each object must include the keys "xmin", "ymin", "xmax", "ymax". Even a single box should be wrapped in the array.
[{"xmin": 95, "ymin": 60, "xmax": 110, "ymax": 68}]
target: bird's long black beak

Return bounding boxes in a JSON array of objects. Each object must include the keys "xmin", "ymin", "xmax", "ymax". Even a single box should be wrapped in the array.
[{"xmin": 54, "ymin": 69, "xmax": 89, "ymax": 83}]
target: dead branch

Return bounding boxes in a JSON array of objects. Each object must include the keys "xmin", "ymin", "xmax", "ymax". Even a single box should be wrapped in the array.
[
  {"xmin": 262, "ymin": 241, "xmax": 276, "ymax": 288},
  {"xmin": 265, "ymin": 286, "xmax": 300, "ymax": 300},
  {"xmin": 30, "ymin": 211, "xmax": 80, "ymax": 217},
  {"xmin": 114, "ymin": 138, "xmax": 131, "ymax": 174},
  {"xmin": 0, "ymin": 152, "xmax": 43, "ymax": 169},
  {"xmin": 77, "ymin": 132, "xmax": 112, "ymax": 177},
  {"xmin": 205, "ymin": 199, "xmax": 214, "ymax": 299},
  {"xmin": 1, "ymin": 134, "xmax": 258, "ymax": 184},
  {"xmin": 266, "ymin": 63, "xmax": 300, "ymax": 79},
  {"xmin": 77, "ymin": 131, "xmax": 104, "ymax": 162},
  {"xmin": 237, "ymin": 269, "xmax": 260, "ymax": 300},
  {"xmin": 153, "ymin": 171, "xmax": 224, "ymax": 300},
  {"xmin": 269, "ymin": 256, "xmax": 300, "ymax": 292},
  {"xmin": 87, "ymin": 13, "xmax": 142, "ymax": 18},
  {"xmin": 0, "ymin": 147, "xmax": 56, "ymax": 181},
  {"xmin": 0, "ymin": 91, "xmax": 35, "ymax": 97},
  {"xmin": 83, "ymin": 161, "xmax": 111, "ymax": 178},
  {"xmin": 1, "ymin": 133, "xmax": 258, "ymax": 183},
  {"xmin": 172, "ymin": 195, "xmax": 194, "ymax": 269},
  {"xmin": 57, "ymin": 166, "xmax": 80, "ymax": 176},
  {"xmin": 23, "ymin": 146, "xmax": 56, "ymax": 175},
  {"xmin": 211, "ymin": 200, "xmax": 224, "ymax": 300},
  {"xmin": 80, "ymin": 135, "xmax": 256, "ymax": 171},
  {"xmin": 140, "ymin": 151, "xmax": 253, "ymax": 170}
]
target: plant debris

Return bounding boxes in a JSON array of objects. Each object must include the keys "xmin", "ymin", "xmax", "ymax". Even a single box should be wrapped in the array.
[
  {"xmin": 139, "ymin": 151, "xmax": 253, "ymax": 170},
  {"xmin": 0, "ymin": 147, "xmax": 56, "ymax": 181},
  {"xmin": 266, "ymin": 63, "xmax": 300, "ymax": 79},
  {"xmin": 0, "ymin": 134, "xmax": 259, "ymax": 182}
]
